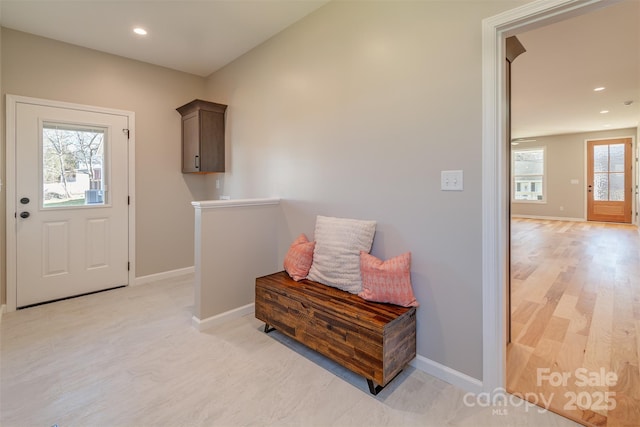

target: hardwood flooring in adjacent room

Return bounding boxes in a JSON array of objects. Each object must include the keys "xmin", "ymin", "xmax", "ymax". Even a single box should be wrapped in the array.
[
  {"xmin": 508, "ymin": 218, "xmax": 640, "ymax": 427},
  {"xmin": 0, "ymin": 273, "xmax": 579, "ymax": 426}
]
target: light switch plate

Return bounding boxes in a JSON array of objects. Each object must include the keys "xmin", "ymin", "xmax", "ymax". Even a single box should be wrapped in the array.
[{"xmin": 441, "ymin": 170, "xmax": 464, "ymax": 191}]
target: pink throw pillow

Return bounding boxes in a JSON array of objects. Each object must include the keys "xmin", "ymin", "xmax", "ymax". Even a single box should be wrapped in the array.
[
  {"xmin": 358, "ymin": 251, "xmax": 418, "ymax": 307},
  {"xmin": 284, "ymin": 234, "xmax": 316, "ymax": 281}
]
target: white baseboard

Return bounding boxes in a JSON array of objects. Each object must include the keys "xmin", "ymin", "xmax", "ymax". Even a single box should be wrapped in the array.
[
  {"xmin": 410, "ymin": 354, "xmax": 483, "ymax": 394},
  {"xmin": 511, "ymin": 214, "xmax": 585, "ymax": 222},
  {"xmin": 192, "ymin": 303, "xmax": 255, "ymax": 331},
  {"xmin": 134, "ymin": 266, "xmax": 195, "ymax": 286}
]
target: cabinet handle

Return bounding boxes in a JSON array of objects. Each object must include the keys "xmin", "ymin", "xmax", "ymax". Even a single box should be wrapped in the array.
[{"xmin": 195, "ymin": 155, "xmax": 200, "ymax": 169}]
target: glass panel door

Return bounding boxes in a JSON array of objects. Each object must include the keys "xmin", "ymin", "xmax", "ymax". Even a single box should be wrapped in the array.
[{"xmin": 587, "ymin": 138, "xmax": 632, "ymax": 223}]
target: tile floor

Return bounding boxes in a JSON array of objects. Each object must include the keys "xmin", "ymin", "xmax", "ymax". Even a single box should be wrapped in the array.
[{"xmin": 0, "ymin": 274, "xmax": 580, "ymax": 426}]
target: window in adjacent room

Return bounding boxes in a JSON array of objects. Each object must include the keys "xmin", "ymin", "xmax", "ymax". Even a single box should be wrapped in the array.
[{"xmin": 512, "ymin": 146, "xmax": 546, "ymax": 202}]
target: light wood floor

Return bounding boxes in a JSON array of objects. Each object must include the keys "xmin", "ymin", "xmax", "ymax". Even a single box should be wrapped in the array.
[
  {"xmin": 0, "ymin": 273, "xmax": 580, "ymax": 426},
  {"xmin": 508, "ymin": 218, "xmax": 640, "ymax": 427}
]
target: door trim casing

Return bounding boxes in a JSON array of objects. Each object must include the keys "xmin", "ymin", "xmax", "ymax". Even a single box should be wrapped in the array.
[
  {"xmin": 481, "ymin": 0, "xmax": 615, "ymax": 394},
  {"xmin": 5, "ymin": 94, "xmax": 136, "ymax": 312}
]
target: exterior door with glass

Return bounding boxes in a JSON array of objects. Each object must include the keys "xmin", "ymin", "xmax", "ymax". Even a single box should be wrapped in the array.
[
  {"xmin": 587, "ymin": 138, "xmax": 633, "ymax": 223},
  {"xmin": 14, "ymin": 100, "xmax": 129, "ymax": 307}
]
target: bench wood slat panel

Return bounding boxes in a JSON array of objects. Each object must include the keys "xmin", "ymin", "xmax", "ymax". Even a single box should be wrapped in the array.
[{"xmin": 255, "ymin": 271, "xmax": 416, "ymax": 390}]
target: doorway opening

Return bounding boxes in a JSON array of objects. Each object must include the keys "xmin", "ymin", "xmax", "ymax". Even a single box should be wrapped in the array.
[
  {"xmin": 481, "ymin": 0, "xmax": 639, "ymax": 423},
  {"xmin": 497, "ymin": 2, "xmax": 639, "ymax": 426}
]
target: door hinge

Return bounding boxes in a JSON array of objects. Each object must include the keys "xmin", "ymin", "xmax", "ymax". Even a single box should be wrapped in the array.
[
  {"xmin": 123, "ymin": 128, "xmax": 130, "ymax": 139},
  {"xmin": 128, "ymin": 196, "xmax": 130, "ymax": 205},
  {"xmin": 128, "ymin": 262, "xmax": 130, "ymax": 271}
]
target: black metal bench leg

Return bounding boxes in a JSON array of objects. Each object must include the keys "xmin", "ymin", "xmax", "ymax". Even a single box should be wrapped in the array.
[
  {"xmin": 367, "ymin": 379, "xmax": 384, "ymax": 395},
  {"xmin": 264, "ymin": 323, "xmax": 275, "ymax": 333},
  {"xmin": 367, "ymin": 369, "xmax": 403, "ymax": 395}
]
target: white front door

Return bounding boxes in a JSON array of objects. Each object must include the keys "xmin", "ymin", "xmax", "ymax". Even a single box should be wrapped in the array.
[{"xmin": 13, "ymin": 99, "xmax": 130, "ymax": 308}]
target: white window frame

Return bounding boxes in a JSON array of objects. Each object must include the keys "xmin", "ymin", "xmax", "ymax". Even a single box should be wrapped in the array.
[{"xmin": 511, "ymin": 146, "xmax": 547, "ymax": 204}]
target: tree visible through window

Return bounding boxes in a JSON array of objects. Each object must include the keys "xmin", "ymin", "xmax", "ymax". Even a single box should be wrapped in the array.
[{"xmin": 512, "ymin": 147, "xmax": 545, "ymax": 202}]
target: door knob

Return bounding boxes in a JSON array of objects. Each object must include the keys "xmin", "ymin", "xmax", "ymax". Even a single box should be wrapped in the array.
[
  {"xmin": 19, "ymin": 211, "xmax": 30, "ymax": 219},
  {"xmin": 20, "ymin": 197, "xmax": 30, "ymax": 204}
]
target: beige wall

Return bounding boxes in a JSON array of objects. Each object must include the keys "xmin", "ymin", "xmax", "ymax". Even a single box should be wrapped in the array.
[
  {"xmin": 205, "ymin": 0, "xmax": 530, "ymax": 380},
  {"xmin": 1, "ymin": 28, "xmax": 213, "ymax": 304},
  {"xmin": 511, "ymin": 128, "xmax": 637, "ymax": 219},
  {"xmin": 0, "ymin": 23, "xmax": 4, "ymax": 304}
]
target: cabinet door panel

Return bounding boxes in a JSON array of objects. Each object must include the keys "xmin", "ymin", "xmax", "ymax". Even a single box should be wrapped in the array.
[{"xmin": 182, "ymin": 112, "xmax": 200, "ymax": 173}]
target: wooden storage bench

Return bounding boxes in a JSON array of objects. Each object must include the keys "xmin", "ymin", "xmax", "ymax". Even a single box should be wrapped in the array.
[{"xmin": 255, "ymin": 271, "xmax": 416, "ymax": 395}]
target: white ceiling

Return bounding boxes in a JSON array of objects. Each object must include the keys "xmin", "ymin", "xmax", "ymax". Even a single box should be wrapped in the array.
[
  {"xmin": 512, "ymin": 0, "xmax": 639, "ymax": 139},
  {"xmin": 1, "ymin": 0, "xmax": 638, "ymax": 138},
  {"xmin": 0, "ymin": 0, "xmax": 329, "ymax": 77}
]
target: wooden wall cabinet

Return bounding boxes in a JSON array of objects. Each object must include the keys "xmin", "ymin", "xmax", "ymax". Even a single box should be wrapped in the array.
[{"xmin": 177, "ymin": 99, "xmax": 227, "ymax": 173}]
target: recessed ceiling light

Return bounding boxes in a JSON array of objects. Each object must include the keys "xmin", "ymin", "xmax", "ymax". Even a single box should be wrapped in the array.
[
  {"xmin": 600, "ymin": 110, "xmax": 609, "ymax": 114},
  {"xmin": 602, "ymin": 124, "xmax": 611, "ymax": 127},
  {"xmin": 133, "ymin": 27, "xmax": 147, "ymax": 36},
  {"xmin": 593, "ymin": 87, "xmax": 605, "ymax": 92}
]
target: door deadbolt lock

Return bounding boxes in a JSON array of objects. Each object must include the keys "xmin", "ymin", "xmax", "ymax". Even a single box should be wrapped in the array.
[
  {"xmin": 20, "ymin": 197, "xmax": 30, "ymax": 205},
  {"xmin": 19, "ymin": 211, "xmax": 30, "ymax": 219}
]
